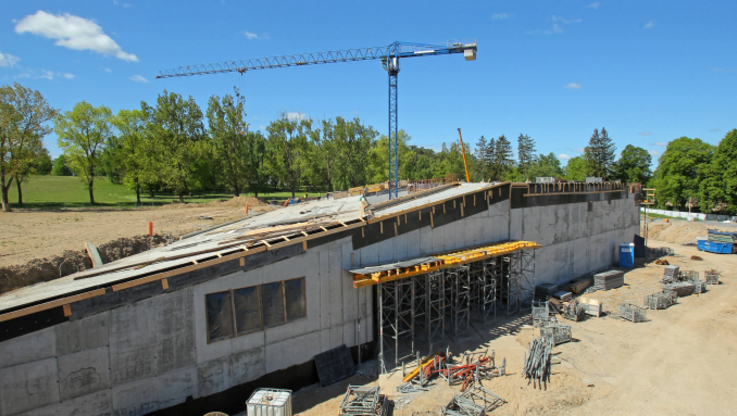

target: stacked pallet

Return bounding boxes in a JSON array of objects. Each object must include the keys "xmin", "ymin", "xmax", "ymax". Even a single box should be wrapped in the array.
[{"xmin": 593, "ymin": 270, "xmax": 625, "ymax": 291}]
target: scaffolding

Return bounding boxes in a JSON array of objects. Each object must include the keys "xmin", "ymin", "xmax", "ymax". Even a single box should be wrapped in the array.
[{"xmin": 376, "ymin": 248, "xmax": 536, "ymax": 373}]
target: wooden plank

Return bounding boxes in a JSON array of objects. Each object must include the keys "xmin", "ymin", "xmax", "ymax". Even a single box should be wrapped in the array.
[
  {"xmin": 403, "ymin": 351, "xmax": 441, "ymax": 382},
  {"xmin": 461, "ymin": 204, "xmax": 464, "ymax": 217},
  {"xmin": 361, "ymin": 227, "xmax": 365, "ymax": 238},
  {"xmin": 430, "ymin": 212, "xmax": 434, "ymax": 228},
  {"xmin": 380, "ymin": 221, "xmax": 384, "ymax": 234},
  {"xmin": 0, "ymin": 288, "xmax": 106, "ymax": 323},
  {"xmin": 63, "ymin": 304, "xmax": 72, "ymax": 317},
  {"xmin": 302, "ymin": 241, "xmax": 308, "ymax": 251},
  {"xmin": 112, "ymin": 246, "xmax": 267, "ymax": 292},
  {"xmin": 239, "ymin": 257, "xmax": 245, "ymax": 267},
  {"xmin": 161, "ymin": 278, "xmax": 169, "ymax": 290},
  {"xmin": 523, "ymin": 189, "xmax": 624, "ymax": 197},
  {"xmin": 85, "ymin": 242, "xmax": 104, "ymax": 268},
  {"xmin": 394, "ymin": 222, "xmax": 398, "ymax": 237}
]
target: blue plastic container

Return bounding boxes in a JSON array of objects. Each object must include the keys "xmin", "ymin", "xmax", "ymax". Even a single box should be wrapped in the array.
[
  {"xmin": 698, "ymin": 239, "xmax": 735, "ymax": 254},
  {"xmin": 619, "ymin": 243, "xmax": 635, "ymax": 268}
]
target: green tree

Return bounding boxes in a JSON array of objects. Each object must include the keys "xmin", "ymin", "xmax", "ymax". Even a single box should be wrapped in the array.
[
  {"xmin": 244, "ymin": 130, "xmax": 268, "ymax": 196},
  {"xmin": 51, "ymin": 154, "xmax": 73, "ymax": 176},
  {"xmin": 0, "ymin": 83, "xmax": 56, "ymax": 212},
  {"xmin": 266, "ymin": 114, "xmax": 310, "ymax": 197},
  {"xmin": 517, "ymin": 134, "xmax": 536, "ymax": 179},
  {"xmin": 305, "ymin": 119, "xmax": 337, "ymax": 192},
  {"xmin": 334, "ymin": 118, "xmax": 378, "ymax": 189},
  {"xmin": 207, "ymin": 89, "xmax": 250, "ymax": 196},
  {"xmin": 584, "ymin": 127, "xmax": 616, "ymax": 179},
  {"xmin": 151, "ymin": 90, "xmax": 207, "ymax": 203},
  {"xmin": 527, "ymin": 153, "xmax": 564, "ymax": 179},
  {"xmin": 489, "ymin": 134, "xmax": 513, "ymax": 180},
  {"xmin": 564, "ymin": 156, "xmax": 588, "ymax": 181},
  {"xmin": 652, "ymin": 137, "xmax": 715, "ymax": 209},
  {"xmin": 55, "ymin": 102, "xmax": 113, "ymax": 205},
  {"xmin": 29, "ymin": 148, "xmax": 53, "ymax": 175},
  {"xmin": 699, "ymin": 129, "xmax": 737, "ymax": 214},
  {"xmin": 368, "ymin": 129, "xmax": 414, "ymax": 185},
  {"xmin": 474, "ymin": 135, "xmax": 489, "ymax": 181},
  {"xmin": 614, "ymin": 145, "xmax": 652, "ymax": 184},
  {"xmin": 111, "ymin": 107, "xmax": 150, "ymax": 204}
]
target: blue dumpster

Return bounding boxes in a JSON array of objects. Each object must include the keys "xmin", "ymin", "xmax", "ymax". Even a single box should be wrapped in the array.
[{"xmin": 619, "ymin": 243, "xmax": 635, "ymax": 268}]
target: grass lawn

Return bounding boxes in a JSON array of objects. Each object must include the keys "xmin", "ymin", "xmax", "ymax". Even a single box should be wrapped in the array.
[{"xmin": 6, "ymin": 176, "xmax": 326, "ymax": 209}]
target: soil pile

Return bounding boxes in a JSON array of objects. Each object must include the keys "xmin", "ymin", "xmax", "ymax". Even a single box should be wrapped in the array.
[
  {"xmin": 645, "ymin": 220, "xmax": 736, "ymax": 244},
  {"xmin": 0, "ymin": 234, "xmax": 168, "ymax": 296}
]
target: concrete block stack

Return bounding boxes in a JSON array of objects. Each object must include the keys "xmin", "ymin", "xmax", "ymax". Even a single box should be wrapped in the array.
[{"xmin": 593, "ymin": 270, "xmax": 625, "ymax": 291}]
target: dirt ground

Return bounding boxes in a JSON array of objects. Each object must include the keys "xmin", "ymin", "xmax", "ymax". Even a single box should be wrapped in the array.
[
  {"xmin": 280, "ymin": 240, "xmax": 737, "ymax": 416},
  {"xmin": 0, "ymin": 196, "xmax": 273, "ymax": 268}
]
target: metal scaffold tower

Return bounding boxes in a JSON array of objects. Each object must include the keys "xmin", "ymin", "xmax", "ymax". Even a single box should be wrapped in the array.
[{"xmin": 377, "ymin": 249, "xmax": 536, "ymax": 373}]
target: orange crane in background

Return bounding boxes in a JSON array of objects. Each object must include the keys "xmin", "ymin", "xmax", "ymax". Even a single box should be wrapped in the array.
[{"xmin": 457, "ymin": 128, "xmax": 471, "ymax": 182}]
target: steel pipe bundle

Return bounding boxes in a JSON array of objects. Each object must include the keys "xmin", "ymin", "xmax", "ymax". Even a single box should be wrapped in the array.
[{"xmin": 523, "ymin": 336, "xmax": 553, "ymax": 390}]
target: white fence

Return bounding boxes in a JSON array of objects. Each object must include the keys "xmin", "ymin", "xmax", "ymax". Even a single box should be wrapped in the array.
[{"xmin": 641, "ymin": 208, "xmax": 737, "ymax": 222}]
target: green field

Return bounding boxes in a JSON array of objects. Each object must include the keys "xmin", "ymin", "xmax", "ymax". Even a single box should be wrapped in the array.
[{"xmin": 6, "ymin": 176, "xmax": 324, "ymax": 209}]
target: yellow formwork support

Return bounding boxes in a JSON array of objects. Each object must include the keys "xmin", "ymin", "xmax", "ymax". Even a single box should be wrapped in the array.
[{"xmin": 352, "ymin": 241, "xmax": 541, "ymax": 288}]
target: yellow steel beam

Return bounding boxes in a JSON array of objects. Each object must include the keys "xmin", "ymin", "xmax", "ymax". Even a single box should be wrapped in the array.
[{"xmin": 352, "ymin": 241, "xmax": 541, "ymax": 288}]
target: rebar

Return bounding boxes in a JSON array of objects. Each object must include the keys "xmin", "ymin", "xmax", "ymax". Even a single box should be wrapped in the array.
[{"xmin": 522, "ymin": 335, "xmax": 553, "ymax": 390}]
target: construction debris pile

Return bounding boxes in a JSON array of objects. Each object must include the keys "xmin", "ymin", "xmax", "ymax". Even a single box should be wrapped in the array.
[
  {"xmin": 340, "ymin": 385, "xmax": 389, "ymax": 416},
  {"xmin": 393, "ymin": 349, "xmax": 509, "ymax": 415},
  {"xmin": 523, "ymin": 336, "xmax": 553, "ymax": 390},
  {"xmin": 661, "ymin": 266, "xmax": 708, "ymax": 296}
]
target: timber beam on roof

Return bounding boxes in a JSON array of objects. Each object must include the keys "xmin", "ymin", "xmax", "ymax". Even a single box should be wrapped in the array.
[{"xmin": 350, "ymin": 241, "xmax": 541, "ymax": 288}]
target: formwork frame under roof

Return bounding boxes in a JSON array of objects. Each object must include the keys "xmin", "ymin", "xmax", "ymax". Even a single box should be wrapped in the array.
[{"xmin": 358, "ymin": 244, "xmax": 537, "ymax": 373}]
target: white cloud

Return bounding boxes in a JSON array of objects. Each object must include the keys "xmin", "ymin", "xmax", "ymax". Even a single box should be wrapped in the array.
[
  {"xmin": 576, "ymin": 147, "xmax": 586, "ymax": 153},
  {"xmin": 639, "ymin": 131, "xmax": 653, "ymax": 136},
  {"xmin": 644, "ymin": 20, "xmax": 656, "ymax": 29},
  {"xmin": 286, "ymin": 112, "xmax": 306, "ymax": 121},
  {"xmin": 544, "ymin": 23, "xmax": 564, "ymax": 34},
  {"xmin": 553, "ymin": 16, "xmax": 581, "ymax": 24},
  {"xmin": 566, "ymin": 82, "xmax": 582, "ymax": 90},
  {"xmin": 650, "ymin": 141, "xmax": 666, "ymax": 147},
  {"xmin": 649, "ymin": 150, "xmax": 661, "ymax": 157},
  {"xmin": 129, "ymin": 74, "xmax": 149, "ymax": 83},
  {"xmin": 113, "ymin": 0, "xmax": 132, "ymax": 7},
  {"xmin": 15, "ymin": 11, "xmax": 138, "ymax": 62},
  {"xmin": 0, "ymin": 51, "xmax": 20, "ymax": 67},
  {"xmin": 586, "ymin": 2, "xmax": 601, "ymax": 9},
  {"xmin": 559, "ymin": 153, "xmax": 571, "ymax": 161},
  {"xmin": 242, "ymin": 31, "xmax": 260, "ymax": 40},
  {"xmin": 258, "ymin": 125, "xmax": 267, "ymax": 130},
  {"xmin": 709, "ymin": 128, "xmax": 721, "ymax": 132},
  {"xmin": 102, "ymin": 67, "xmax": 112, "ymax": 73},
  {"xmin": 252, "ymin": 116, "xmax": 258, "ymax": 119},
  {"xmin": 14, "ymin": 69, "xmax": 73, "ymax": 80},
  {"xmin": 491, "ymin": 13, "xmax": 510, "ymax": 20}
]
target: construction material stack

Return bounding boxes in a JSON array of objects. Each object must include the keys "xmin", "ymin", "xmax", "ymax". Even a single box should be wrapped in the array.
[
  {"xmin": 593, "ymin": 270, "xmax": 625, "ymax": 291},
  {"xmin": 523, "ymin": 336, "xmax": 553, "ymax": 390}
]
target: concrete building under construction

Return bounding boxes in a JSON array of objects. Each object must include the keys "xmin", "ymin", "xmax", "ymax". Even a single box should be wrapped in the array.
[{"xmin": 0, "ymin": 181, "xmax": 639, "ymax": 416}]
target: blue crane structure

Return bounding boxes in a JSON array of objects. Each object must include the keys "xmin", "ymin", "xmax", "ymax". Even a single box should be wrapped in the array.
[{"xmin": 157, "ymin": 40, "xmax": 477, "ymax": 199}]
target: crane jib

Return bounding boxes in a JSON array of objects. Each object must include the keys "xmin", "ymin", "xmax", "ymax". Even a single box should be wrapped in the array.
[{"xmin": 156, "ymin": 40, "xmax": 477, "ymax": 199}]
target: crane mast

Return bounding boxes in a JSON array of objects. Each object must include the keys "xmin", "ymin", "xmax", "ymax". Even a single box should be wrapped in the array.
[{"xmin": 157, "ymin": 40, "xmax": 477, "ymax": 199}]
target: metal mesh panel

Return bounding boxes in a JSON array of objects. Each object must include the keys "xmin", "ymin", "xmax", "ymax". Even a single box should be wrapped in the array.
[
  {"xmin": 233, "ymin": 286, "xmax": 261, "ymax": 335},
  {"xmin": 262, "ymin": 282, "xmax": 285, "ymax": 328},
  {"xmin": 206, "ymin": 291, "xmax": 234, "ymax": 342},
  {"xmin": 284, "ymin": 278, "xmax": 306, "ymax": 322}
]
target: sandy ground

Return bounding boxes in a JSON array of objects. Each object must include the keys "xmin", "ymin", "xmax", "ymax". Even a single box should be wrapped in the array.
[
  {"xmin": 0, "ymin": 197, "xmax": 274, "ymax": 268},
  {"xmin": 271, "ymin": 240, "xmax": 737, "ymax": 416}
]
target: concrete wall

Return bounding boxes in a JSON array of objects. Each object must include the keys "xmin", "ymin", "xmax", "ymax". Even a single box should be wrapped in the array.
[{"xmin": 0, "ymin": 194, "xmax": 639, "ymax": 416}]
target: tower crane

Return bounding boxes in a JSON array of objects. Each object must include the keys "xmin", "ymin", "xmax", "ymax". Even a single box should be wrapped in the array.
[{"xmin": 156, "ymin": 40, "xmax": 477, "ymax": 199}]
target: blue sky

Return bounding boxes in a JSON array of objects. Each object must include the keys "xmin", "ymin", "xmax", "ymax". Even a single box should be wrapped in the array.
[{"xmin": 2, "ymin": 1, "xmax": 735, "ymax": 164}]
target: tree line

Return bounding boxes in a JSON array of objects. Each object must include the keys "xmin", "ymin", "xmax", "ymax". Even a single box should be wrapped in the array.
[{"xmin": 2, "ymin": 82, "xmax": 734, "ymax": 214}]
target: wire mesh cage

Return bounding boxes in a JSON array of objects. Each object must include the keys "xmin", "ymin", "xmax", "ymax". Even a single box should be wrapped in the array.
[
  {"xmin": 643, "ymin": 290, "xmax": 678, "ymax": 310},
  {"xmin": 617, "ymin": 303, "xmax": 647, "ymax": 323},
  {"xmin": 540, "ymin": 323, "xmax": 573, "ymax": 345},
  {"xmin": 705, "ymin": 270, "xmax": 721, "ymax": 285},
  {"xmin": 531, "ymin": 300, "xmax": 550, "ymax": 328}
]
